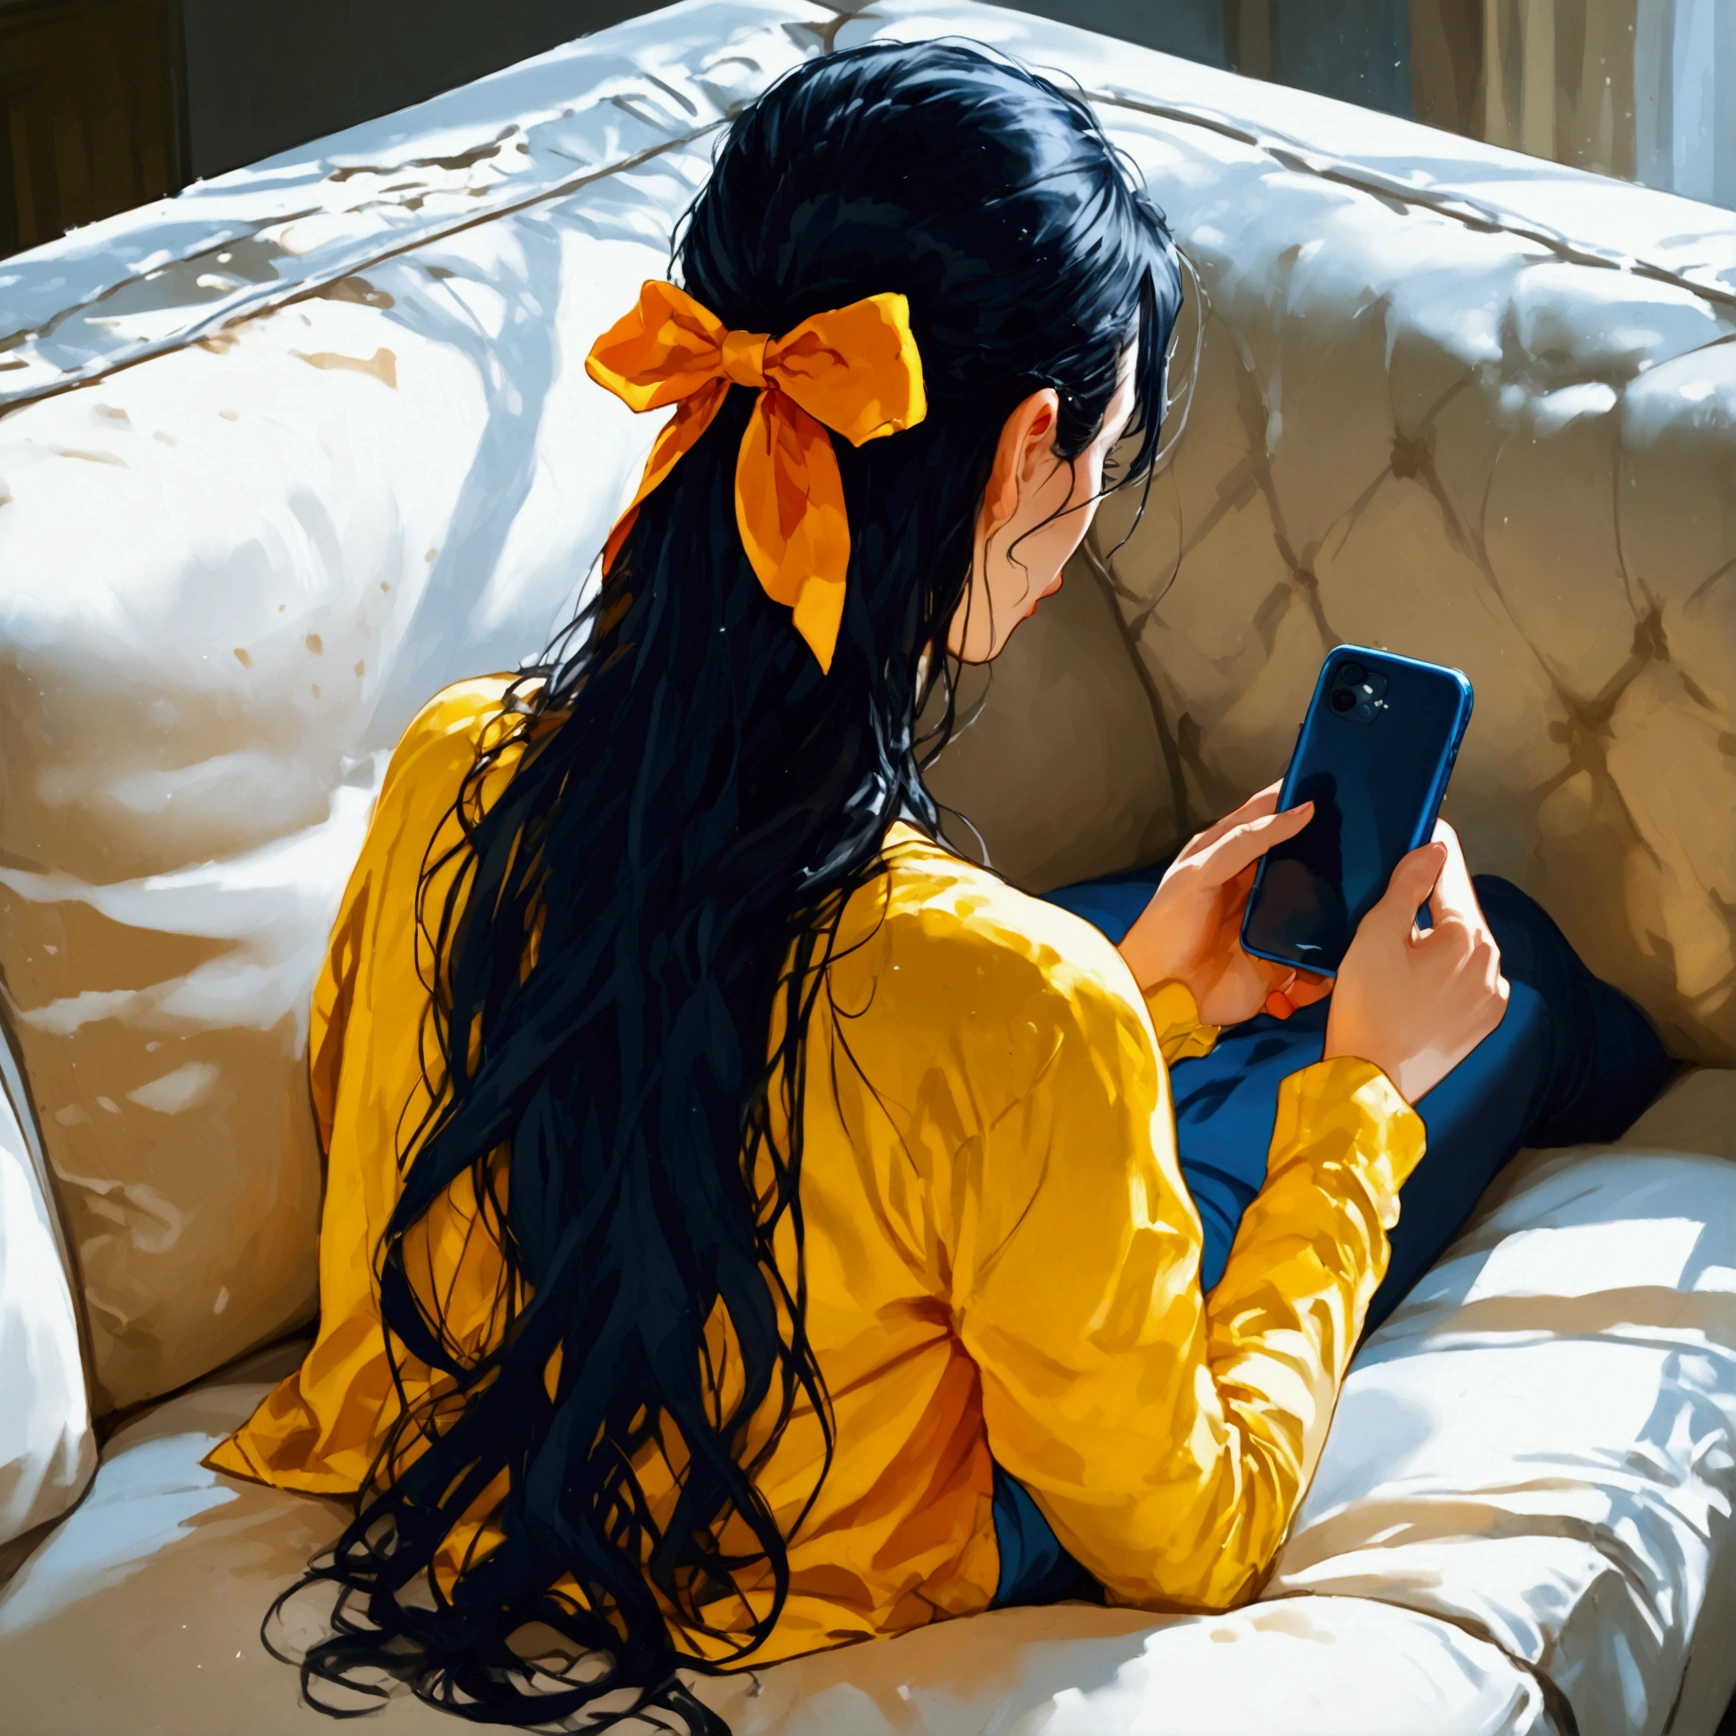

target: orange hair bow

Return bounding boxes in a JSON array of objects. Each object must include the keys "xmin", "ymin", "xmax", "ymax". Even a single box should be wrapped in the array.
[{"xmin": 585, "ymin": 280, "xmax": 926, "ymax": 674}]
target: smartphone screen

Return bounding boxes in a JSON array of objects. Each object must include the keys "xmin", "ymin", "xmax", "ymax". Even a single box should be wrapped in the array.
[{"xmin": 1240, "ymin": 646, "xmax": 1473, "ymax": 976}]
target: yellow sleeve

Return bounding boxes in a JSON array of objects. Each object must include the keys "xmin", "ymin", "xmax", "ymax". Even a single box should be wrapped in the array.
[
  {"xmin": 952, "ymin": 955, "xmax": 1423, "ymax": 1613},
  {"xmin": 1142, "ymin": 978, "xmax": 1220, "ymax": 1064}
]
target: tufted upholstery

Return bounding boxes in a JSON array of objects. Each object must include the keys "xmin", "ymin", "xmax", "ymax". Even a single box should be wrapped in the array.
[
  {"xmin": 1082, "ymin": 133, "xmax": 1736, "ymax": 1066},
  {"xmin": 896, "ymin": 7, "xmax": 1736, "ymax": 1066}
]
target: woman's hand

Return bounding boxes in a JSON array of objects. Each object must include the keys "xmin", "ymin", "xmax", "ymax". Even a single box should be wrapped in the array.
[
  {"xmin": 1324, "ymin": 821, "xmax": 1509, "ymax": 1104},
  {"xmin": 1117, "ymin": 782, "xmax": 1334, "ymax": 1028}
]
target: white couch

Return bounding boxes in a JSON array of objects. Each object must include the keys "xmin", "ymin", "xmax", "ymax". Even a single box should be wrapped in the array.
[{"xmin": 1, "ymin": 3, "xmax": 1733, "ymax": 1731}]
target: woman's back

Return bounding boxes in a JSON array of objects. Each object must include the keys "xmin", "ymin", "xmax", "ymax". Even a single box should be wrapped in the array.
[{"xmin": 215, "ymin": 679, "xmax": 1421, "ymax": 1661}]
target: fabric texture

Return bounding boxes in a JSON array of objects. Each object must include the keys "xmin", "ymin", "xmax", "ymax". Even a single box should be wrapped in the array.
[
  {"xmin": 208, "ymin": 676, "xmax": 1425, "ymax": 1663},
  {"xmin": 1044, "ymin": 869, "xmax": 1677, "ymax": 1314},
  {"xmin": 1269, "ymin": 1066, "xmax": 1736, "ymax": 1736}
]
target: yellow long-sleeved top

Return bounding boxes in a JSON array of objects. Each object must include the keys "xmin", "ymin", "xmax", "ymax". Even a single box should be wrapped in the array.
[{"xmin": 209, "ymin": 675, "xmax": 1425, "ymax": 1664}]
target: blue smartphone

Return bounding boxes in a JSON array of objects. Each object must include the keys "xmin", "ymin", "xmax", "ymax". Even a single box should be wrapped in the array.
[{"xmin": 1239, "ymin": 645, "xmax": 1474, "ymax": 977}]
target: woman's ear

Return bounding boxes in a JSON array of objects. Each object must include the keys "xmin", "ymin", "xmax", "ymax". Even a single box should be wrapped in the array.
[{"xmin": 979, "ymin": 388, "xmax": 1061, "ymax": 537}]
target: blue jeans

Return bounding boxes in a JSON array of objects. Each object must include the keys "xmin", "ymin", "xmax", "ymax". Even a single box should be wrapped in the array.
[{"xmin": 989, "ymin": 869, "xmax": 1677, "ymax": 1607}]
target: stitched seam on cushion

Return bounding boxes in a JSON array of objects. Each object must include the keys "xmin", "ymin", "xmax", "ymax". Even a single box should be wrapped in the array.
[
  {"xmin": 1085, "ymin": 86, "xmax": 1736, "ymax": 321},
  {"xmin": 0, "ymin": 122, "xmax": 728, "ymax": 416}
]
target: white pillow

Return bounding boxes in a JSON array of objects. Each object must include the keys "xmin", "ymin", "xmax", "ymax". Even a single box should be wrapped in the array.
[
  {"xmin": 1268, "ymin": 1068, "xmax": 1736, "ymax": 1736},
  {"xmin": 0, "ymin": 1028, "xmax": 94, "ymax": 1547}
]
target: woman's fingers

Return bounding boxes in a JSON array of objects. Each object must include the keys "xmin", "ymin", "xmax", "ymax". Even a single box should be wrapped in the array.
[
  {"xmin": 1284, "ymin": 967, "xmax": 1334, "ymax": 1009},
  {"xmin": 1180, "ymin": 782, "xmax": 1285, "ymax": 858},
  {"xmin": 1256, "ymin": 960, "xmax": 1333, "ymax": 1018},
  {"xmin": 1325, "ymin": 828, "xmax": 1508, "ymax": 1103},
  {"xmin": 1220, "ymin": 781, "xmax": 1283, "ymax": 824},
  {"xmin": 1370, "ymin": 840, "xmax": 1448, "ymax": 943},
  {"xmin": 1425, "ymin": 820, "xmax": 1483, "ymax": 936},
  {"xmin": 1199, "ymin": 800, "xmax": 1315, "ymax": 885}
]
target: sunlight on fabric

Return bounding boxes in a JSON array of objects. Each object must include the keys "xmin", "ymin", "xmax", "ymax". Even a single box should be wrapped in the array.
[
  {"xmin": 1036, "ymin": 1595, "xmax": 1547, "ymax": 1735},
  {"xmin": 1464, "ymin": 1217, "xmax": 1704, "ymax": 1304},
  {"xmin": 0, "ymin": 1434, "xmax": 236, "ymax": 1639}
]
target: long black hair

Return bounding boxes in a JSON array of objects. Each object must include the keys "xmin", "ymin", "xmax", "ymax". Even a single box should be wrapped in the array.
[{"xmin": 284, "ymin": 38, "xmax": 1183, "ymax": 1731}]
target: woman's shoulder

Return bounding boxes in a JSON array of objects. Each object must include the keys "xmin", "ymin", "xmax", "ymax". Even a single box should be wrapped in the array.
[
  {"xmin": 372, "ymin": 674, "xmax": 538, "ymax": 820},
  {"xmin": 385, "ymin": 674, "xmax": 523, "ymax": 776},
  {"xmin": 331, "ymin": 676, "xmax": 533, "ymax": 902},
  {"xmin": 858, "ymin": 822, "xmax": 1149, "ymax": 1037}
]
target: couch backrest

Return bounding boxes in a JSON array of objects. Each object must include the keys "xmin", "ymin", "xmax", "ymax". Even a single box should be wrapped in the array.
[
  {"xmin": 1054, "ymin": 50, "xmax": 1736, "ymax": 1067},
  {"xmin": 1, "ymin": 0, "xmax": 1730, "ymax": 1418}
]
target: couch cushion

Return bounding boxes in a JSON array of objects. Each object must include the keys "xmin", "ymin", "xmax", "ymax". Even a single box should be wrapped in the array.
[
  {"xmin": 0, "ymin": 1026, "xmax": 94, "ymax": 1546},
  {"xmin": 0, "ymin": 176, "xmax": 673, "ymax": 1414},
  {"xmin": 1268, "ymin": 1067, "xmax": 1736, "ymax": 1736},
  {"xmin": 0, "ymin": 1341, "xmax": 1549, "ymax": 1736}
]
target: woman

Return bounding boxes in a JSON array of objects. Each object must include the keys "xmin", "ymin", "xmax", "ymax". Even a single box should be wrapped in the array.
[{"xmin": 209, "ymin": 39, "xmax": 1673, "ymax": 1729}]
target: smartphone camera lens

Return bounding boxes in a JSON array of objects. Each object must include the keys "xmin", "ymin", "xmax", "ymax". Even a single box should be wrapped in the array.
[
  {"xmin": 1338, "ymin": 660, "xmax": 1365, "ymax": 685},
  {"xmin": 1331, "ymin": 687, "xmax": 1356, "ymax": 713}
]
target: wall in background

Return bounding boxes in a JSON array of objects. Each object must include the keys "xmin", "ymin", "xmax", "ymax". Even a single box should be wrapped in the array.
[
  {"xmin": 993, "ymin": 0, "xmax": 1227, "ymax": 76},
  {"xmin": 1230, "ymin": 0, "xmax": 1410, "ymax": 116},
  {"xmin": 0, "ymin": 0, "xmax": 186, "ymax": 258},
  {"xmin": 1634, "ymin": 0, "xmax": 1736, "ymax": 209},
  {"xmin": 1413, "ymin": 0, "xmax": 1736, "ymax": 204},
  {"xmin": 996, "ymin": 0, "xmax": 1413, "ymax": 116},
  {"xmin": 179, "ymin": 0, "xmax": 651, "ymax": 179}
]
